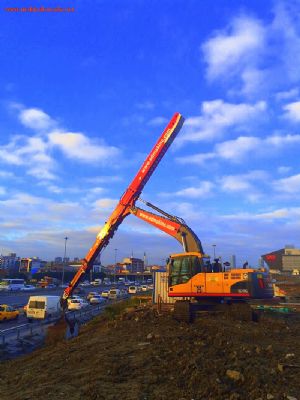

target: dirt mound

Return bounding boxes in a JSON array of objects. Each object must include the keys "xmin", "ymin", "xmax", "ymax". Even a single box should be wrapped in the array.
[{"xmin": 1, "ymin": 305, "xmax": 300, "ymax": 400}]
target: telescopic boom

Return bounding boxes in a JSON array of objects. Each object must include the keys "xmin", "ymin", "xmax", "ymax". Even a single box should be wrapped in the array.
[{"xmin": 61, "ymin": 112, "xmax": 184, "ymax": 306}]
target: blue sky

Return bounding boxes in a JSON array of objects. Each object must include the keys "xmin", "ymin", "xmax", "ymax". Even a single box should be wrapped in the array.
[{"xmin": 1, "ymin": 0, "xmax": 300, "ymax": 266}]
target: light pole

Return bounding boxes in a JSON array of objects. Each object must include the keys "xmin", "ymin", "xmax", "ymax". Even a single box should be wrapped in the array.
[
  {"xmin": 114, "ymin": 248, "xmax": 118, "ymax": 283},
  {"xmin": 212, "ymin": 244, "xmax": 216, "ymax": 259},
  {"xmin": 62, "ymin": 236, "xmax": 68, "ymax": 286}
]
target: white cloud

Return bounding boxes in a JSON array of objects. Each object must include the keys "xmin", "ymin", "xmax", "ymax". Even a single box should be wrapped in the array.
[
  {"xmin": 222, "ymin": 207, "xmax": 300, "ymax": 221},
  {"xmin": 173, "ymin": 181, "xmax": 215, "ymax": 198},
  {"xmin": 218, "ymin": 170, "xmax": 268, "ymax": 202},
  {"xmin": 178, "ymin": 99, "xmax": 266, "ymax": 145},
  {"xmin": 147, "ymin": 116, "xmax": 169, "ymax": 126},
  {"xmin": 277, "ymin": 166, "xmax": 291, "ymax": 174},
  {"xmin": 273, "ymin": 173, "xmax": 300, "ymax": 194},
  {"xmin": 202, "ymin": 16, "xmax": 265, "ymax": 81},
  {"xmin": 202, "ymin": 4, "xmax": 300, "ymax": 95},
  {"xmin": 177, "ymin": 133, "xmax": 300, "ymax": 165},
  {"xmin": 275, "ymin": 88, "xmax": 299, "ymax": 101},
  {"xmin": 48, "ymin": 131, "xmax": 120, "ymax": 163},
  {"xmin": 0, "ymin": 186, "xmax": 6, "ymax": 195},
  {"xmin": 19, "ymin": 108, "xmax": 55, "ymax": 131},
  {"xmin": 283, "ymin": 101, "xmax": 300, "ymax": 122},
  {"xmin": 93, "ymin": 198, "xmax": 117, "ymax": 210},
  {"xmin": 0, "ymin": 134, "xmax": 57, "ymax": 179}
]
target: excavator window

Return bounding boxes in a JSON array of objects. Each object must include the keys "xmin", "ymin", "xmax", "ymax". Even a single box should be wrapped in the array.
[{"xmin": 169, "ymin": 256, "xmax": 202, "ymax": 286}]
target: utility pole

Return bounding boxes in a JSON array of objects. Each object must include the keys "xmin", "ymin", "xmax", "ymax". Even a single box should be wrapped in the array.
[{"xmin": 62, "ymin": 236, "xmax": 68, "ymax": 286}]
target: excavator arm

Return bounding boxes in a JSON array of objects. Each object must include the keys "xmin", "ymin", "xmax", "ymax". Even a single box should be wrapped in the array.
[
  {"xmin": 61, "ymin": 112, "xmax": 184, "ymax": 308},
  {"xmin": 129, "ymin": 199, "xmax": 204, "ymax": 254}
]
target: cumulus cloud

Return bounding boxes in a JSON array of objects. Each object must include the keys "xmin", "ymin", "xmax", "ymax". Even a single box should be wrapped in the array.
[
  {"xmin": 19, "ymin": 108, "xmax": 55, "ymax": 131},
  {"xmin": 0, "ymin": 134, "xmax": 56, "ymax": 179},
  {"xmin": 283, "ymin": 101, "xmax": 300, "ymax": 122},
  {"xmin": 177, "ymin": 133, "xmax": 300, "ymax": 164},
  {"xmin": 178, "ymin": 99, "xmax": 266, "ymax": 145},
  {"xmin": 48, "ymin": 131, "xmax": 120, "ymax": 163},
  {"xmin": 202, "ymin": 16, "xmax": 265, "ymax": 81},
  {"xmin": 173, "ymin": 181, "xmax": 215, "ymax": 198},
  {"xmin": 273, "ymin": 173, "xmax": 300, "ymax": 194},
  {"xmin": 202, "ymin": 4, "xmax": 300, "ymax": 95}
]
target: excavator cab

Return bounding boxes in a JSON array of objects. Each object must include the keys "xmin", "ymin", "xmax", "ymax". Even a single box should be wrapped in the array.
[{"xmin": 167, "ymin": 252, "xmax": 208, "ymax": 290}]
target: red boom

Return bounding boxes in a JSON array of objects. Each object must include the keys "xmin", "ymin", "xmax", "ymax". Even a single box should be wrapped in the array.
[{"xmin": 62, "ymin": 112, "xmax": 184, "ymax": 303}]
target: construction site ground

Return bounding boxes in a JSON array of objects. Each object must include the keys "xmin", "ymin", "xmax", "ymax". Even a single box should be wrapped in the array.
[{"xmin": 1, "ymin": 278, "xmax": 300, "ymax": 400}]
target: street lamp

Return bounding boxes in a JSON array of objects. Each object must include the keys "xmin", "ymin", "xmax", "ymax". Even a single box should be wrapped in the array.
[
  {"xmin": 62, "ymin": 236, "xmax": 68, "ymax": 286},
  {"xmin": 212, "ymin": 244, "xmax": 216, "ymax": 259},
  {"xmin": 114, "ymin": 248, "xmax": 118, "ymax": 283}
]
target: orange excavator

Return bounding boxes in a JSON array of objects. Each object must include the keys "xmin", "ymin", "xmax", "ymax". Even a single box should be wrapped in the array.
[
  {"xmin": 57, "ymin": 112, "xmax": 273, "ymax": 334},
  {"xmin": 128, "ymin": 198, "xmax": 274, "ymax": 321}
]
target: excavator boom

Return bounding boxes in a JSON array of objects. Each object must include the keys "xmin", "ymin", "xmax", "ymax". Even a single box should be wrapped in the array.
[
  {"xmin": 61, "ymin": 112, "xmax": 184, "ymax": 305},
  {"xmin": 130, "ymin": 204, "xmax": 204, "ymax": 253}
]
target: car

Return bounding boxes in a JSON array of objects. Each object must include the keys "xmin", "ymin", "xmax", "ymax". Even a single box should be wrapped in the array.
[
  {"xmin": 128, "ymin": 286, "xmax": 137, "ymax": 294},
  {"xmin": 87, "ymin": 292, "xmax": 98, "ymax": 301},
  {"xmin": 101, "ymin": 290, "xmax": 109, "ymax": 298},
  {"xmin": 20, "ymin": 285, "xmax": 36, "ymax": 291},
  {"xmin": 89, "ymin": 295, "xmax": 106, "ymax": 305},
  {"xmin": 67, "ymin": 299, "xmax": 89, "ymax": 311},
  {"xmin": 141, "ymin": 285, "xmax": 148, "ymax": 292},
  {"xmin": 67, "ymin": 295, "xmax": 82, "ymax": 302},
  {"xmin": 79, "ymin": 281, "xmax": 91, "ymax": 287},
  {"xmin": 0, "ymin": 304, "xmax": 19, "ymax": 321},
  {"xmin": 108, "ymin": 288, "xmax": 121, "ymax": 299}
]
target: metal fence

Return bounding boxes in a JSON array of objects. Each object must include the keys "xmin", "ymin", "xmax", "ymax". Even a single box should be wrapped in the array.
[{"xmin": 0, "ymin": 302, "xmax": 107, "ymax": 345}]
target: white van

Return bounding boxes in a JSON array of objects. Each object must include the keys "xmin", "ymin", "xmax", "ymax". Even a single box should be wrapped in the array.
[{"xmin": 26, "ymin": 295, "xmax": 62, "ymax": 321}]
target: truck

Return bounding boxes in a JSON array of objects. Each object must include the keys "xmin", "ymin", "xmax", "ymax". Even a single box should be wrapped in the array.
[{"xmin": 26, "ymin": 295, "xmax": 62, "ymax": 321}]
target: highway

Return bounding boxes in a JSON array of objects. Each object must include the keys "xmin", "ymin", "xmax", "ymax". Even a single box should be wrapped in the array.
[{"xmin": 0, "ymin": 284, "xmax": 132, "ymax": 330}]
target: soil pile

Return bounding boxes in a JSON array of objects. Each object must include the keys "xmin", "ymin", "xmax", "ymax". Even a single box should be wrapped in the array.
[{"xmin": 1, "ymin": 303, "xmax": 300, "ymax": 400}]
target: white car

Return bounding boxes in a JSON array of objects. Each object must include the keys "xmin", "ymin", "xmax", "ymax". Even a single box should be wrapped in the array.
[
  {"xmin": 89, "ymin": 295, "xmax": 106, "ymax": 305},
  {"xmin": 20, "ymin": 285, "xmax": 36, "ymax": 291},
  {"xmin": 68, "ymin": 299, "xmax": 89, "ymax": 311},
  {"xmin": 128, "ymin": 286, "xmax": 137, "ymax": 294},
  {"xmin": 141, "ymin": 285, "xmax": 148, "ymax": 292}
]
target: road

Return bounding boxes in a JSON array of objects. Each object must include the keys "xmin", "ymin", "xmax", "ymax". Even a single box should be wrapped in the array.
[{"xmin": 0, "ymin": 284, "xmax": 130, "ymax": 330}]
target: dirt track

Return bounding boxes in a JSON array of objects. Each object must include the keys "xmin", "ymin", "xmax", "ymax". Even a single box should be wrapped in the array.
[{"xmin": 1, "ymin": 295, "xmax": 300, "ymax": 400}]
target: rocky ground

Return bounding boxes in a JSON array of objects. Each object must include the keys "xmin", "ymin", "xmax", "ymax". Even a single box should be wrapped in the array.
[{"xmin": 0, "ymin": 280, "xmax": 299, "ymax": 400}]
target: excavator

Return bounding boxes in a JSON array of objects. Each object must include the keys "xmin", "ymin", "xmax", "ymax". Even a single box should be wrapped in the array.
[
  {"xmin": 53, "ymin": 112, "xmax": 273, "ymax": 338},
  {"xmin": 128, "ymin": 198, "xmax": 274, "ymax": 321}
]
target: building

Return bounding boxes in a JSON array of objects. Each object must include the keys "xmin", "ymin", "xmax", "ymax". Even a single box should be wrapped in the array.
[
  {"xmin": 19, "ymin": 257, "xmax": 44, "ymax": 274},
  {"xmin": 0, "ymin": 253, "xmax": 19, "ymax": 272},
  {"xmin": 55, "ymin": 257, "xmax": 62, "ymax": 263},
  {"xmin": 262, "ymin": 245, "xmax": 300, "ymax": 273},
  {"xmin": 122, "ymin": 257, "xmax": 144, "ymax": 273}
]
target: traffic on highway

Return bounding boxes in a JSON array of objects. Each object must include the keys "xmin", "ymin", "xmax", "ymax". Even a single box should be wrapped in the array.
[{"xmin": 0, "ymin": 280, "xmax": 153, "ymax": 331}]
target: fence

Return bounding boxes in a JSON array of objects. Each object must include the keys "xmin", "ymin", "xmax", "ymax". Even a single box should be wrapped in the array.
[{"xmin": 0, "ymin": 303, "xmax": 107, "ymax": 345}]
